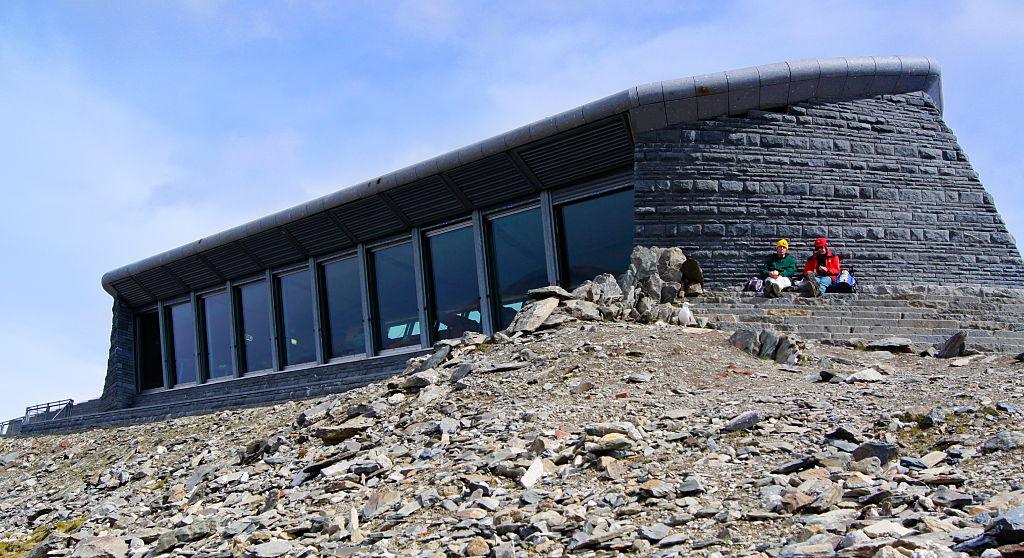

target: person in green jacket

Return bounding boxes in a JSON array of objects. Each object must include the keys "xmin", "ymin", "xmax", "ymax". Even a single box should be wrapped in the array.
[{"xmin": 759, "ymin": 239, "xmax": 798, "ymax": 297}]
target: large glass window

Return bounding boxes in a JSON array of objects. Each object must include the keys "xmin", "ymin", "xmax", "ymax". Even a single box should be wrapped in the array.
[
  {"xmin": 137, "ymin": 311, "xmax": 164, "ymax": 390},
  {"xmin": 202, "ymin": 292, "xmax": 233, "ymax": 379},
  {"xmin": 489, "ymin": 208, "xmax": 548, "ymax": 329},
  {"xmin": 427, "ymin": 226, "xmax": 482, "ymax": 340},
  {"xmin": 166, "ymin": 302, "xmax": 197, "ymax": 385},
  {"xmin": 277, "ymin": 270, "xmax": 316, "ymax": 366},
  {"xmin": 323, "ymin": 257, "xmax": 365, "ymax": 359},
  {"xmin": 372, "ymin": 243, "xmax": 421, "ymax": 351},
  {"xmin": 558, "ymin": 189, "xmax": 634, "ymax": 289},
  {"xmin": 237, "ymin": 281, "xmax": 273, "ymax": 373}
]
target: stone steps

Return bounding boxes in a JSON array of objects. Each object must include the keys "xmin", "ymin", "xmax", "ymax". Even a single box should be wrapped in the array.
[{"xmin": 696, "ymin": 288, "xmax": 1024, "ymax": 353}]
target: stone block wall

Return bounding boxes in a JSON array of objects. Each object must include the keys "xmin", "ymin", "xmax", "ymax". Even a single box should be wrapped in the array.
[
  {"xmin": 98, "ymin": 298, "xmax": 135, "ymax": 411},
  {"xmin": 633, "ymin": 92, "xmax": 1024, "ymax": 288}
]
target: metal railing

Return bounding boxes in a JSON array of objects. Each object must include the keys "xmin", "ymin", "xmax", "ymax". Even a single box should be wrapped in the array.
[
  {"xmin": 0, "ymin": 418, "xmax": 22, "ymax": 436},
  {"xmin": 23, "ymin": 399, "xmax": 74, "ymax": 424}
]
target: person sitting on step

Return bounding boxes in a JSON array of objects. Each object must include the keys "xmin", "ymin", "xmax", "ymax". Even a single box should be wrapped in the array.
[
  {"xmin": 760, "ymin": 239, "xmax": 798, "ymax": 297},
  {"xmin": 801, "ymin": 237, "xmax": 842, "ymax": 296}
]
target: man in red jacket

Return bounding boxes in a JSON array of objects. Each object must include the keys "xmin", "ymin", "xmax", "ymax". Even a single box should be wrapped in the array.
[{"xmin": 803, "ymin": 237, "xmax": 841, "ymax": 296}]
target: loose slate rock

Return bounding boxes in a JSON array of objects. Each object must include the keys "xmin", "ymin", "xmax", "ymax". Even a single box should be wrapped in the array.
[
  {"xmin": 852, "ymin": 441, "xmax": 899, "ymax": 465},
  {"xmin": 935, "ymin": 331, "xmax": 968, "ymax": 359},
  {"xmin": 866, "ymin": 337, "xmax": 914, "ymax": 353},
  {"xmin": 724, "ymin": 410, "xmax": 763, "ymax": 432},
  {"xmin": 981, "ymin": 431, "xmax": 1024, "ymax": 452}
]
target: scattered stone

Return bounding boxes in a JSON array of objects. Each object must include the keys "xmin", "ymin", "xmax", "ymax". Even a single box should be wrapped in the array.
[
  {"xmin": 982, "ymin": 431, "xmax": 1024, "ymax": 453},
  {"xmin": 852, "ymin": 441, "xmax": 899, "ymax": 465},
  {"xmin": 935, "ymin": 331, "xmax": 968, "ymax": 359},
  {"xmin": 866, "ymin": 337, "xmax": 914, "ymax": 353},
  {"xmin": 724, "ymin": 410, "xmax": 763, "ymax": 432}
]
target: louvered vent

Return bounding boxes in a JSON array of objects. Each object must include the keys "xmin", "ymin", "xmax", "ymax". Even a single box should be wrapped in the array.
[
  {"xmin": 285, "ymin": 212, "xmax": 352, "ymax": 256},
  {"xmin": 203, "ymin": 242, "xmax": 263, "ymax": 279},
  {"xmin": 331, "ymin": 196, "xmax": 405, "ymax": 241},
  {"xmin": 165, "ymin": 255, "xmax": 221, "ymax": 290},
  {"xmin": 135, "ymin": 267, "xmax": 184, "ymax": 300},
  {"xmin": 446, "ymin": 153, "xmax": 534, "ymax": 207},
  {"xmin": 240, "ymin": 228, "xmax": 304, "ymax": 267},
  {"xmin": 517, "ymin": 117, "xmax": 633, "ymax": 188},
  {"xmin": 387, "ymin": 176, "xmax": 465, "ymax": 225},
  {"xmin": 112, "ymin": 278, "xmax": 153, "ymax": 307}
]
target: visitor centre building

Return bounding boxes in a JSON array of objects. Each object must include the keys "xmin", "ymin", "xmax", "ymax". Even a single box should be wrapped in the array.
[{"xmin": 20, "ymin": 55, "xmax": 1024, "ymax": 433}]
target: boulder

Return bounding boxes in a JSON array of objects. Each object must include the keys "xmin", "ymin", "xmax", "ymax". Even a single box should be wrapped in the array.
[
  {"xmin": 935, "ymin": 331, "xmax": 968, "ymax": 359},
  {"xmin": 630, "ymin": 246, "xmax": 658, "ymax": 280},
  {"xmin": 657, "ymin": 247, "xmax": 686, "ymax": 283},
  {"xmin": 507, "ymin": 297, "xmax": 559, "ymax": 333}
]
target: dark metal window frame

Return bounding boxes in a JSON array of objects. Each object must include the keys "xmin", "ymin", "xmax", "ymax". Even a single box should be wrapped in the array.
[
  {"xmin": 317, "ymin": 249, "xmax": 368, "ymax": 365},
  {"xmin": 196, "ymin": 288, "xmax": 234, "ymax": 384},
  {"xmin": 272, "ymin": 264, "xmax": 319, "ymax": 371},
  {"xmin": 552, "ymin": 185, "xmax": 634, "ymax": 289},
  {"xmin": 366, "ymin": 235, "xmax": 426, "ymax": 356},
  {"xmin": 162, "ymin": 297, "xmax": 198, "ymax": 389},
  {"xmin": 420, "ymin": 219, "xmax": 481, "ymax": 344},
  {"xmin": 130, "ymin": 179, "xmax": 632, "ymax": 395}
]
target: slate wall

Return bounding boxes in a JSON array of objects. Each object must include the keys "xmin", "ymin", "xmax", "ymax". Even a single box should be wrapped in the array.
[
  {"xmin": 98, "ymin": 298, "xmax": 136, "ymax": 411},
  {"xmin": 633, "ymin": 92, "xmax": 1024, "ymax": 288}
]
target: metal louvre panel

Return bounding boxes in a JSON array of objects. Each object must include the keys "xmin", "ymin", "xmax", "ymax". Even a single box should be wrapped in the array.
[
  {"xmin": 387, "ymin": 176, "xmax": 464, "ymax": 225},
  {"xmin": 135, "ymin": 267, "xmax": 184, "ymax": 300},
  {"xmin": 240, "ymin": 228, "xmax": 305, "ymax": 267},
  {"xmin": 111, "ymin": 278, "xmax": 153, "ymax": 306},
  {"xmin": 285, "ymin": 212, "xmax": 352, "ymax": 256},
  {"xmin": 203, "ymin": 242, "xmax": 263, "ymax": 279},
  {"xmin": 446, "ymin": 154, "xmax": 533, "ymax": 207},
  {"xmin": 550, "ymin": 169, "xmax": 634, "ymax": 204},
  {"xmin": 165, "ymin": 255, "xmax": 221, "ymax": 290},
  {"xmin": 331, "ymin": 196, "xmax": 405, "ymax": 241},
  {"xmin": 517, "ymin": 117, "xmax": 633, "ymax": 188}
]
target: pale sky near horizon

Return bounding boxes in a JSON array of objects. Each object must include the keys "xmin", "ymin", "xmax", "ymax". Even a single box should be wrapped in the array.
[{"xmin": 1, "ymin": 1, "xmax": 1022, "ymax": 420}]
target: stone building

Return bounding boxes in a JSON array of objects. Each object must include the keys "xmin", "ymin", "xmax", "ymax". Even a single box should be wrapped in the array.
[{"xmin": 25, "ymin": 55, "xmax": 1024, "ymax": 433}]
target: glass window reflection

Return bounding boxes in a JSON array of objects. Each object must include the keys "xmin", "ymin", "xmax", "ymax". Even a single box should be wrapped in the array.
[
  {"xmin": 372, "ymin": 243, "xmax": 420, "ymax": 350},
  {"xmin": 137, "ymin": 311, "xmax": 164, "ymax": 390},
  {"xmin": 237, "ymin": 281, "xmax": 273, "ymax": 373},
  {"xmin": 202, "ymin": 292, "xmax": 233, "ymax": 379},
  {"xmin": 277, "ymin": 270, "xmax": 316, "ymax": 366},
  {"xmin": 489, "ymin": 208, "xmax": 548, "ymax": 329},
  {"xmin": 323, "ymin": 258, "xmax": 365, "ymax": 359},
  {"xmin": 428, "ymin": 226, "xmax": 481, "ymax": 340},
  {"xmin": 166, "ymin": 302, "xmax": 197, "ymax": 385},
  {"xmin": 559, "ymin": 189, "xmax": 634, "ymax": 289}
]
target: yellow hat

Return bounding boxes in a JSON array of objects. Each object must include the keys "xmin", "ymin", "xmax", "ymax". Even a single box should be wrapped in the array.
[{"xmin": 776, "ymin": 239, "xmax": 789, "ymax": 249}]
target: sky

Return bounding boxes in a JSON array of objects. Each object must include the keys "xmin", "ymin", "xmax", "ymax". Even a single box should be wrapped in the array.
[{"xmin": 1, "ymin": 1, "xmax": 1023, "ymax": 420}]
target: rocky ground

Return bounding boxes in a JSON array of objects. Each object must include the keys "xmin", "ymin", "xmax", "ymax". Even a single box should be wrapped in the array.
[{"xmin": 2, "ymin": 296, "xmax": 1024, "ymax": 558}]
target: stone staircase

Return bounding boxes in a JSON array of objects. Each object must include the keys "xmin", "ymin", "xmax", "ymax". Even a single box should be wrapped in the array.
[{"xmin": 692, "ymin": 285, "xmax": 1024, "ymax": 353}]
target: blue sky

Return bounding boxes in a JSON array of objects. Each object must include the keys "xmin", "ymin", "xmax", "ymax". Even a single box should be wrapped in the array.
[{"xmin": 1, "ymin": 1, "xmax": 1022, "ymax": 420}]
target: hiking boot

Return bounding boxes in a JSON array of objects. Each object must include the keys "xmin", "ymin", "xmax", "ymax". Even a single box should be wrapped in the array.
[
  {"xmin": 807, "ymin": 276, "xmax": 821, "ymax": 297},
  {"xmin": 765, "ymin": 282, "xmax": 781, "ymax": 298}
]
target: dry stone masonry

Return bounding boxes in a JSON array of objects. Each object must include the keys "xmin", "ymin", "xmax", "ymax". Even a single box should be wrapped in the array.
[{"xmin": 634, "ymin": 93, "xmax": 1024, "ymax": 288}]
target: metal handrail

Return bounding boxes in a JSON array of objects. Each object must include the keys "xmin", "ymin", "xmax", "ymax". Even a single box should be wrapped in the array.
[
  {"xmin": 23, "ymin": 399, "xmax": 74, "ymax": 424},
  {"xmin": 0, "ymin": 418, "xmax": 22, "ymax": 436}
]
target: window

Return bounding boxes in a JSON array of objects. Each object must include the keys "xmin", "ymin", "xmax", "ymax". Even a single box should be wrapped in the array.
[
  {"xmin": 277, "ymin": 270, "xmax": 316, "ymax": 366},
  {"xmin": 166, "ymin": 302, "xmax": 197, "ymax": 385},
  {"xmin": 137, "ymin": 311, "xmax": 164, "ymax": 390},
  {"xmin": 322, "ymin": 257, "xmax": 365, "ymax": 359},
  {"xmin": 558, "ymin": 189, "xmax": 634, "ymax": 289},
  {"xmin": 237, "ymin": 281, "xmax": 273, "ymax": 373},
  {"xmin": 372, "ymin": 243, "xmax": 421, "ymax": 351},
  {"xmin": 202, "ymin": 292, "xmax": 233, "ymax": 379},
  {"xmin": 488, "ymin": 208, "xmax": 548, "ymax": 329},
  {"xmin": 427, "ymin": 226, "xmax": 482, "ymax": 340}
]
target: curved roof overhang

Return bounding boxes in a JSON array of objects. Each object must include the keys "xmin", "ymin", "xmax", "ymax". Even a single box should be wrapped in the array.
[{"xmin": 103, "ymin": 55, "xmax": 941, "ymax": 307}]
